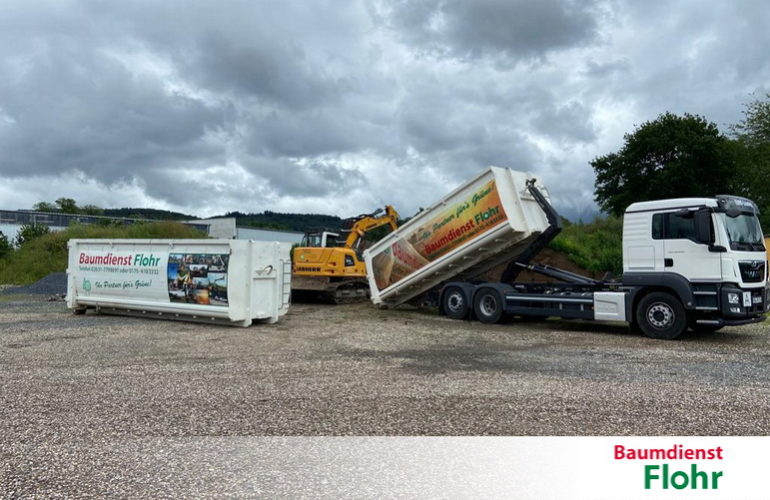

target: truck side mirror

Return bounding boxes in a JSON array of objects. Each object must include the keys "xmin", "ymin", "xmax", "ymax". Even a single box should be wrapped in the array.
[{"xmin": 694, "ymin": 208, "xmax": 714, "ymax": 245}]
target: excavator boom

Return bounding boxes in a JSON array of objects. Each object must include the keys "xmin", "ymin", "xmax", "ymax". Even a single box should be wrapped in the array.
[{"xmin": 342, "ymin": 205, "xmax": 400, "ymax": 249}]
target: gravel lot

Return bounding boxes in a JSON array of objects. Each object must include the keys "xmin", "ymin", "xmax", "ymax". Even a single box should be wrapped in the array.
[{"xmin": 2, "ymin": 295, "xmax": 770, "ymax": 496}]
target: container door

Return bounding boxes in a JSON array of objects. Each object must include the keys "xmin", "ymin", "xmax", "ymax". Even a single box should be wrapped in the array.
[{"xmin": 281, "ymin": 259, "xmax": 291, "ymax": 310}]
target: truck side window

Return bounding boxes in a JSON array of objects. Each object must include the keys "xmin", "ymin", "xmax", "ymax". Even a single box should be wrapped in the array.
[
  {"xmin": 652, "ymin": 214, "xmax": 664, "ymax": 239},
  {"xmin": 668, "ymin": 213, "xmax": 696, "ymax": 239},
  {"xmin": 651, "ymin": 213, "xmax": 696, "ymax": 240}
]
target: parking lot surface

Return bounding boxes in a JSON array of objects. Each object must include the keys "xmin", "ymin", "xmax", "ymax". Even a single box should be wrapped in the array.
[{"xmin": 2, "ymin": 296, "xmax": 769, "ymax": 495}]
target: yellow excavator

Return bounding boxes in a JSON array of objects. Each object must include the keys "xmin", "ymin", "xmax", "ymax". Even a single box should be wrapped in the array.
[{"xmin": 292, "ymin": 205, "xmax": 399, "ymax": 302}]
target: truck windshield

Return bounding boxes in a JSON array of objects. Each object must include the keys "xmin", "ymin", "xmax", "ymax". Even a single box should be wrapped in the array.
[{"xmin": 724, "ymin": 213, "xmax": 764, "ymax": 251}]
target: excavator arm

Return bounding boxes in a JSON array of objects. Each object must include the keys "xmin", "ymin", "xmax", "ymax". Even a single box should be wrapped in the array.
[{"xmin": 342, "ymin": 205, "xmax": 400, "ymax": 249}]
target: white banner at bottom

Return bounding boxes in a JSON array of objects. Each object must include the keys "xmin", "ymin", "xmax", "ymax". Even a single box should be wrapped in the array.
[{"xmin": 95, "ymin": 436, "xmax": 769, "ymax": 498}]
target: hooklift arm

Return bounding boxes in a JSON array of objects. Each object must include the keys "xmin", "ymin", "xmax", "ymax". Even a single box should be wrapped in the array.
[{"xmin": 500, "ymin": 179, "xmax": 567, "ymax": 283}]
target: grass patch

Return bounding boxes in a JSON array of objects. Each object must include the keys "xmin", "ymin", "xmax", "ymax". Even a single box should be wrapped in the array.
[
  {"xmin": 550, "ymin": 216, "xmax": 623, "ymax": 276},
  {"xmin": 0, "ymin": 294, "xmax": 30, "ymax": 302},
  {"xmin": 0, "ymin": 222, "xmax": 206, "ymax": 285}
]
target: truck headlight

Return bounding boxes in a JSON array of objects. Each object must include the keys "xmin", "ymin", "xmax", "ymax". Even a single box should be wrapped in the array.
[{"xmin": 728, "ymin": 293, "xmax": 740, "ymax": 305}]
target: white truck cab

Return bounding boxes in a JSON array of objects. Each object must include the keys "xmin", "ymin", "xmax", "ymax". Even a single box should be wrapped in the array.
[{"xmin": 621, "ymin": 195, "xmax": 768, "ymax": 337}]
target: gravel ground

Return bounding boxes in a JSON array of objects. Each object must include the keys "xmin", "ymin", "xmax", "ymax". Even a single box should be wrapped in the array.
[{"xmin": 2, "ymin": 296, "xmax": 770, "ymax": 496}]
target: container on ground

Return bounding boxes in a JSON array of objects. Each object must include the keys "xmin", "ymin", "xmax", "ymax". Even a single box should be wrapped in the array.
[{"xmin": 66, "ymin": 239, "xmax": 291, "ymax": 326}]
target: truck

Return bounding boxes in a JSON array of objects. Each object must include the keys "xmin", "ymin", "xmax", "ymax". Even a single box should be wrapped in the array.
[
  {"xmin": 67, "ymin": 239, "xmax": 291, "ymax": 326},
  {"xmin": 363, "ymin": 167, "xmax": 769, "ymax": 340}
]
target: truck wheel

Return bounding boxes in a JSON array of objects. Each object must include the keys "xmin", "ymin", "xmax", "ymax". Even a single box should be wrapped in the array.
[
  {"xmin": 636, "ymin": 292, "xmax": 687, "ymax": 340},
  {"xmin": 474, "ymin": 287, "xmax": 504, "ymax": 324},
  {"xmin": 442, "ymin": 286, "xmax": 469, "ymax": 320}
]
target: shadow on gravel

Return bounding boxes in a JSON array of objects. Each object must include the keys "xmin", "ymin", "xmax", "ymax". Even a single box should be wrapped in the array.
[
  {"xmin": 334, "ymin": 340, "xmax": 631, "ymax": 379},
  {"xmin": 338, "ymin": 344, "xmax": 546, "ymax": 374},
  {"xmin": 550, "ymin": 320, "xmax": 757, "ymax": 344},
  {"xmin": 534, "ymin": 320, "xmax": 633, "ymax": 338}
]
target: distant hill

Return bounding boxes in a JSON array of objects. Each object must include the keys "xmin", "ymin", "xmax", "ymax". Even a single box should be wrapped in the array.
[
  {"xmin": 224, "ymin": 211, "xmax": 343, "ymax": 233},
  {"xmin": 103, "ymin": 208, "xmax": 198, "ymax": 220},
  {"xmin": 103, "ymin": 208, "xmax": 350, "ymax": 233}
]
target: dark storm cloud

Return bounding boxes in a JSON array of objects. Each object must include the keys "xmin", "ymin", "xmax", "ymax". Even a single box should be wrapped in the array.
[
  {"xmin": 0, "ymin": 41, "xmax": 224, "ymax": 181},
  {"xmin": 246, "ymin": 108, "xmax": 380, "ymax": 158},
  {"xmin": 0, "ymin": 0, "xmax": 768, "ymax": 219},
  {"xmin": 247, "ymin": 157, "xmax": 367, "ymax": 197},
  {"xmin": 532, "ymin": 102, "xmax": 596, "ymax": 143},
  {"xmin": 178, "ymin": 34, "xmax": 346, "ymax": 111},
  {"xmin": 381, "ymin": 0, "xmax": 601, "ymax": 62}
]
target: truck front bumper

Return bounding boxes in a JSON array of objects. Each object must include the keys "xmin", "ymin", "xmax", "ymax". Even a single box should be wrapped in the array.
[
  {"xmin": 695, "ymin": 315, "xmax": 766, "ymax": 328},
  {"xmin": 719, "ymin": 284, "xmax": 769, "ymax": 319}
]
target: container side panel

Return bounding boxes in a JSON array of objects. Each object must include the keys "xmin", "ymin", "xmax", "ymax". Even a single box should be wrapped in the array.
[
  {"xmin": 369, "ymin": 176, "xmax": 508, "ymax": 291},
  {"xmin": 70, "ymin": 240, "xmax": 236, "ymax": 314}
]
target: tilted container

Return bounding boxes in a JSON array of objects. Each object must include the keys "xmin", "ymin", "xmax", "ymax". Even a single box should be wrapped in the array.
[
  {"xmin": 363, "ymin": 167, "xmax": 551, "ymax": 306},
  {"xmin": 67, "ymin": 239, "xmax": 291, "ymax": 326}
]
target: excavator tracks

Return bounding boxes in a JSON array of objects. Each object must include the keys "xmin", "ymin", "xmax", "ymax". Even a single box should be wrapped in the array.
[{"xmin": 291, "ymin": 276, "xmax": 370, "ymax": 304}]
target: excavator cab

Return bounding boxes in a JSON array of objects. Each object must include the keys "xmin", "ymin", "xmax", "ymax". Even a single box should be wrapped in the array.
[{"xmin": 300, "ymin": 231, "xmax": 340, "ymax": 248}]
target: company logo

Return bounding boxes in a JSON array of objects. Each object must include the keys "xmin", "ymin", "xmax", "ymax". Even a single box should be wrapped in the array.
[
  {"xmin": 614, "ymin": 444, "xmax": 724, "ymax": 491},
  {"xmin": 79, "ymin": 253, "xmax": 160, "ymax": 267}
]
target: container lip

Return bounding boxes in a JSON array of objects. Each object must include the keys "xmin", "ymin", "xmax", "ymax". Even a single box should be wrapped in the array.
[
  {"xmin": 69, "ymin": 238, "xmax": 229, "ymax": 244},
  {"xmin": 363, "ymin": 167, "xmax": 537, "ymax": 259}
]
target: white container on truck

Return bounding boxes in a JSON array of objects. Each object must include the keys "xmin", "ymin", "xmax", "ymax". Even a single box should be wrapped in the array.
[
  {"xmin": 363, "ymin": 167, "xmax": 553, "ymax": 307},
  {"xmin": 365, "ymin": 167, "xmax": 770, "ymax": 339},
  {"xmin": 67, "ymin": 239, "xmax": 291, "ymax": 326}
]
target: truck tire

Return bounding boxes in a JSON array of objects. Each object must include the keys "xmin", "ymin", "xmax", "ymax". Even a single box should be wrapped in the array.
[
  {"xmin": 473, "ymin": 287, "xmax": 504, "ymax": 324},
  {"xmin": 636, "ymin": 292, "xmax": 687, "ymax": 340},
  {"xmin": 442, "ymin": 285, "xmax": 469, "ymax": 320}
]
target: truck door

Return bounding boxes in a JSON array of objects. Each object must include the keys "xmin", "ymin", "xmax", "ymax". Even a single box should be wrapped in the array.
[{"xmin": 658, "ymin": 211, "xmax": 721, "ymax": 281}]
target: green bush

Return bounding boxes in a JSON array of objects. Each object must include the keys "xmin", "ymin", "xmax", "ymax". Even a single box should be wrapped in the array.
[
  {"xmin": 0, "ymin": 233, "xmax": 12, "ymax": 259},
  {"xmin": 550, "ymin": 216, "xmax": 623, "ymax": 276},
  {"xmin": 0, "ymin": 221, "xmax": 206, "ymax": 285},
  {"xmin": 14, "ymin": 223, "xmax": 51, "ymax": 247}
]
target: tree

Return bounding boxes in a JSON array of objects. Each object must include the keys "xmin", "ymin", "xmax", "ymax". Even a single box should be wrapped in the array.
[
  {"xmin": 732, "ymin": 93, "xmax": 770, "ymax": 146},
  {"xmin": 80, "ymin": 204, "xmax": 104, "ymax": 216},
  {"xmin": 592, "ymin": 112, "xmax": 733, "ymax": 216},
  {"xmin": 730, "ymin": 94, "xmax": 770, "ymax": 227},
  {"xmin": 55, "ymin": 197, "xmax": 78, "ymax": 214},
  {"xmin": 15, "ymin": 223, "xmax": 51, "ymax": 247},
  {"xmin": 32, "ymin": 201, "xmax": 57, "ymax": 212}
]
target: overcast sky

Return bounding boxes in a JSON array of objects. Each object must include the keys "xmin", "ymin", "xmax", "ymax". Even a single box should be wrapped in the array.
[{"xmin": 1, "ymin": 0, "xmax": 768, "ymax": 221}]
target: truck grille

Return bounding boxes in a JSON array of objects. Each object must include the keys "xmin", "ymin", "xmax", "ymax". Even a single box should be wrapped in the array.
[{"xmin": 738, "ymin": 261, "xmax": 765, "ymax": 283}]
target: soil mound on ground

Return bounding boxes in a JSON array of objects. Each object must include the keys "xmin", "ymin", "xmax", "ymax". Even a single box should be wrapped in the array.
[
  {"xmin": 479, "ymin": 247, "xmax": 600, "ymax": 283},
  {"xmin": 2, "ymin": 272, "xmax": 68, "ymax": 295}
]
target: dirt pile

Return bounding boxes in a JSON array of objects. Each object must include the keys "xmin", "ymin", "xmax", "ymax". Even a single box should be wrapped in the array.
[{"xmin": 479, "ymin": 247, "xmax": 600, "ymax": 283}]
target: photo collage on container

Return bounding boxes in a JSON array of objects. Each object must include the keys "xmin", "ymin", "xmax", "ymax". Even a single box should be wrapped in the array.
[{"xmin": 167, "ymin": 253, "xmax": 229, "ymax": 306}]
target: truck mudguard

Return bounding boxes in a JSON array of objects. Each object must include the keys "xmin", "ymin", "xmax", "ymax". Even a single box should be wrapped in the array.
[{"xmin": 621, "ymin": 272, "xmax": 698, "ymax": 316}]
